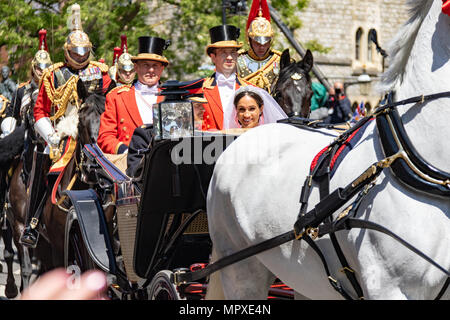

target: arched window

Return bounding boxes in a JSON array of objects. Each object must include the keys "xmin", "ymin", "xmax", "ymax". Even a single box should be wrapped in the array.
[
  {"xmin": 355, "ymin": 28, "xmax": 363, "ymax": 61},
  {"xmin": 368, "ymin": 28, "xmax": 376, "ymax": 62}
]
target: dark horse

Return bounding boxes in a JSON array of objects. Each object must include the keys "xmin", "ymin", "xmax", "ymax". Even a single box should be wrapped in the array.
[
  {"xmin": 271, "ymin": 48, "xmax": 314, "ymax": 118},
  {"xmin": 4, "ymin": 85, "xmax": 109, "ymax": 295},
  {"xmin": 0, "ymin": 123, "xmax": 26, "ymax": 298},
  {"xmin": 36, "ymin": 90, "xmax": 110, "ymax": 270}
]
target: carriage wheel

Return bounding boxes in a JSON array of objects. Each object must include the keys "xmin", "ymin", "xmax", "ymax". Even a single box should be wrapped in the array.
[
  {"xmin": 65, "ymin": 207, "xmax": 96, "ymax": 272},
  {"xmin": 146, "ymin": 270, "xmax": 184, "ymax": 300}
]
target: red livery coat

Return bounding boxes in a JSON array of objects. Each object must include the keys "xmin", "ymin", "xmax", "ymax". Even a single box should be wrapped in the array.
[{"xmin": 97, "ymin": 85, "xmax": 164, "ymax": 154}]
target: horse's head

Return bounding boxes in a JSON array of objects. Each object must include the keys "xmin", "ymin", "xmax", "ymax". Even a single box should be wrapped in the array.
[
  {"xmin": 77, "ymin": 93, "xmax": 106, "ymax": 145},
  {"xmin": 272, "ymin": 49, "xmax": 313, "ymax": 117}
]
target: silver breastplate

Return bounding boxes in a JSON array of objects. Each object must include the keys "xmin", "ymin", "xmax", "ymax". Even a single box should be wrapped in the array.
[
  {"xmin": 237, "ymin": 54, "xmax": 274, "ymax": 76},
  {"xmin": 55, "ymin": 66, "xmax": 102, "ymax": 94}
]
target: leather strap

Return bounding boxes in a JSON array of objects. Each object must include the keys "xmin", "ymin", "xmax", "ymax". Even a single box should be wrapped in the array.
[
  {"xmin": 173, "ymin": 231, "xmax": 295, "ymax": 285},
  {"xmin": 318, "ymin": 218, "xmax": 450, "ymax": 278}
]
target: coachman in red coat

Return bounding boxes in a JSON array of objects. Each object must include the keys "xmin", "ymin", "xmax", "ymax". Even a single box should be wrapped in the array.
[{"xmin": 98, "ymin": 36, "xmax": 171, "ymax": 154}]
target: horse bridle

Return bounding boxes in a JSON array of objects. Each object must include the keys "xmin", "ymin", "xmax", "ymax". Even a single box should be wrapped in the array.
[
  {"xmin": 172, "ymin": 90, "xmax": 450, "ymax": 300},
  {"xmin": 272, "ymin": 70, "xmax": 310, "ymax": 117}
]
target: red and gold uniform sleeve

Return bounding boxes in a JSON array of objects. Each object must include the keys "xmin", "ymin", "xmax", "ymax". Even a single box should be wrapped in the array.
[{"xmin": 34, "ymin": 76, "xmax": 54, "ymax": 122}]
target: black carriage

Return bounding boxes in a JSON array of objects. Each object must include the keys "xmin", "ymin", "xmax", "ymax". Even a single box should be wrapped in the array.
[{"xmin": 63, "ymin": 81, "xmax": 293, "ymax": 300}]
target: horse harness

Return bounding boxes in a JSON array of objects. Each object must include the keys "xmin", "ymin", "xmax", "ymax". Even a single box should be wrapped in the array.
[{"xmin": 173, "ymin": 91, "xmax": 450, "ymax": 299}]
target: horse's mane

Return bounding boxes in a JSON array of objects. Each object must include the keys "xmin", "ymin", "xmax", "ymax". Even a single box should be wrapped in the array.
[
  {"xmin": 378, "ymin": 0, "xmax": 433, "ymax": 92},
  {"xmin": 81, "ymin": 93, "xmax": 106, "ymax": 115}
]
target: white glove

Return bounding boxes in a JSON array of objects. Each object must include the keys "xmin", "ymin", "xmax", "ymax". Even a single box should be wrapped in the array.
[
  {"xmin": 0, "ymin": 117, "xmax": 17, "ymax": 138},
  {"xmin": 34, "ymin": 117, "xmax": 58, "ymax": 146},
  {"xmin": 48, "ymin": 132, "xmax": 61, "ymax": 146}
]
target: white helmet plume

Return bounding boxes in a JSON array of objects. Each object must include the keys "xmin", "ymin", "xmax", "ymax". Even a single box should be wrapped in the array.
[{"xmin": 67, "ymin": 3, "xmax": 83, "ymax": 31}]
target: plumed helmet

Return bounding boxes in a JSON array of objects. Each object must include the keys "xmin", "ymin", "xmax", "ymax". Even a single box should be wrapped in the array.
[
  {"xmin": 246, "ymin": 0, "xmax": 274, "ymax": 59},
  {"xmin": 117, "ymin": 35, "xmax": 134, "ymax": 72},
  {"xmin": 32, "ymin": 29, "xmax": 52, "ymax": 72},
  {"xmin": 63, "ymin": 3, "xmax": 92, "ymax": 69}
]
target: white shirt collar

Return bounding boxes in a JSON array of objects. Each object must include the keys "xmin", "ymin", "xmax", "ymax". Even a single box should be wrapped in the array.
[
  {"xmin": 135, "ymin": 81, "xmax": 159, "ymax": 94},
  {"xmin": 215, "ymin": 72, "xmax": 236, "ymax": 82}
]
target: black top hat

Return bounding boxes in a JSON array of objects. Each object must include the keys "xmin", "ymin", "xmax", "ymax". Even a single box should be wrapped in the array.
[
  {"xmin": 132, "ymin": 36, "xmax": 171, "ymax": 65},
  {"xmin": 206, "ymin": 25, "xmax": 243, "ymax": 55}
]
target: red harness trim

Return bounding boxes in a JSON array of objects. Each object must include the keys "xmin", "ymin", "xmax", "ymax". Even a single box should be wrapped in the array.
[
  {"xmin": 310, "ymin": 127, "xmax": 362, "ymax": 173},
  {"xmin": 329, "ymin": 128, "xmax": 361, "ymax": 171}
]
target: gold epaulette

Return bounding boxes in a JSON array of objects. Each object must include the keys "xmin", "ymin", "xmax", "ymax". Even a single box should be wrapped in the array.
[
  {"xmin": 39, "ymin": 62, "xmax": 64, "ymax": 88},
  {"xmin": 18, "ymin": 80, "xmax": 31, "ymax": 89},
  {"xmin": 117, "ymin": 85, "xmax": 131, "ymax": 93},
  {"xmin": 89, "ymin": 61, "xmax": 109, "ymax": 73},
  {"xmin": 202, "ymin": 76, "xmax": 214, "ymax": 89},
  {"xmin": 106, "ymin": 84, "xmax": 131, "ymax": 97}
]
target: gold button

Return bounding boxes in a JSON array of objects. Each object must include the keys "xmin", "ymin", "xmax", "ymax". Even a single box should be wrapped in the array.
[
  {"xmin": 122, "ymin": 126, "xmax": 127, "ymax": 131},
  {"xmin": 206, "ymin": 115, "xmax": 210, "ymax": 119},
  {"xmin": 126, "ymin": 135, "xmax": 130, "ymax": 139},
  {"xmin": 207, "ymin": 125, "xmax": 210, "ymax": 129},
  {"xmin": 120, "ymin": 118, "xmax": 124, "ymax": 123}
]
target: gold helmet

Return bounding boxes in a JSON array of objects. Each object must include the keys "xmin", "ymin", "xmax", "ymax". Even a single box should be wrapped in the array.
[
  {"xmin": 246, "ymin": 0, "xmax": 274, "ymax": 59},
  {"xmin": 117, "ymin": 35, "xmax": 134, "ymax": 73},
  {"xmin": 63, "ymin": 3, "xmax": 92, "ymax": 69},
  {"xmin": 31, "ymin": 29, "xmax": 52, "ymax": 78}
]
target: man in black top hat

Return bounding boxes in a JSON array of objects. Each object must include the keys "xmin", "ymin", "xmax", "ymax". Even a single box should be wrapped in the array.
[
  {"xmin": 200, "ymin": 25, "xmax": 252, "ymax": 131},
  {"xmin": 98, "ymin": 36, "xmax": 170, "ymax": 155}
]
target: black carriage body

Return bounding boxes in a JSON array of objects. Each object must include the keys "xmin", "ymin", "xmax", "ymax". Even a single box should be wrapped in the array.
[{"xmin": 134, "ymin": 134, "xmax": 238, "ymax": 280}]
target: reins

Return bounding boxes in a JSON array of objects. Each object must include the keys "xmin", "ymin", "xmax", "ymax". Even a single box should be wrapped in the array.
[{"xmin": 173, "ymin": 91, "xmax": 450, "ymax": 299}]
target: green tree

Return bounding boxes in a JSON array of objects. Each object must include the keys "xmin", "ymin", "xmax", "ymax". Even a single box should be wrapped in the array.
[
  {"xmin": 0, "ymin": 0, "xmax": 151, "ymax": 82},
  {"xmin": 1, "ymin": 0, "xmax": 324, "ymax": 82},
  {"xmin": 156, "ymin": 0, "xmax": 312, "ymax": 80}
]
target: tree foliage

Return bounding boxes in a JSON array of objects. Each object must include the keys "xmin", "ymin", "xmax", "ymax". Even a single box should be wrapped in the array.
[
  {"xmin": 1, "ymin": 0, "xmax": 317, "ymax": 83},
  {"xmin": 1, "ymin": 0, "xmax": 151, "ymax": 81}
]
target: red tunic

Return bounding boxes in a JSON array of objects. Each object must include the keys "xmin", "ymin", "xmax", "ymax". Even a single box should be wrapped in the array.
[{"xmin": 97, "ymin": 85, "xmax": 164, "ymax": 154}]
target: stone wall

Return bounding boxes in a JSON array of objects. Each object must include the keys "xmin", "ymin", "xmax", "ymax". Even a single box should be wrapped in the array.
[
  {"xmin": 294, "ymin": 0, "xmax": 409, "ymax": 109},
  {"xmin": 144, "ymin": 0, "xmax": 410, "ymax": 109}
]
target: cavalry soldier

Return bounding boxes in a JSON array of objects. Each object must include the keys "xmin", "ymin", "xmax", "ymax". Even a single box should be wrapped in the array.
[
  {"xmin": 20, "ymin": 3, "xmax": 114, "ymax": 248},
  {"xmin": 1, "ymin": 29, "xmax": 53, "ymax": 138},
  {"xmin": 236, "ymin": 0, "xmax": 281, "ymax": 94},
  {"xmin": 109, "ymin": 35, "xmax": 136, "ymax": 87},
  {"xmin": 98, "ymin": 36, "xmax": 170, "ymax": 155}
]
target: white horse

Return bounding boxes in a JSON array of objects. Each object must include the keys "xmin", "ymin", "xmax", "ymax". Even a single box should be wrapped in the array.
[{"xmin": 206, "ymin": 0, "xmax": 450, "ymax": 300}]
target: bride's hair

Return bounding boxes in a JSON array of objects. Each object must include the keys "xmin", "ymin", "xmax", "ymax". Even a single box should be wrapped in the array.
[{"xmin": 233, "ymin": 87, "xmax": 264, "ymax": 109}]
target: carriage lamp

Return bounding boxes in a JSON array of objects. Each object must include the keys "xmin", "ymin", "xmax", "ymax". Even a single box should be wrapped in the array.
[{"xmin": 153, "ymin": 80, "xmax": 195, "ymax": 140}]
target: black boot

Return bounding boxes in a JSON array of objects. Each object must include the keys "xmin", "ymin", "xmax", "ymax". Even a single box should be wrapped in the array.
[
  {"xmin": 20, "ymin": 220, "xmax": 39, "ymax": 249},
  {"xmin": 20, "ymin": 145, "xmax": 49, "ymax": 248}
]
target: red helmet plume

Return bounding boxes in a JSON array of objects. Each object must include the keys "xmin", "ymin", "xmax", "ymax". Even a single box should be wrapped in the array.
[
  {"xmin": 246, "ymin": 0, "xmax": 271, "ymax": 31},
  {"xmin": 38, "ymin": 29, "xmax": 48, "ymax": 52},
  {"xmin": 120, "ymin": 34, "xmax": 128, "ymax": 55},
  {"xmin": 113, "ymin": 47, "xmax": 121, "ymax": 65}
]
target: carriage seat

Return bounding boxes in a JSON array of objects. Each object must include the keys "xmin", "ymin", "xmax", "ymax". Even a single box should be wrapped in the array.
[
  {"xmin": 83, "ymin": 143, "xmax": 130, "ymax": 182},
  {"xmin": 83, "ymin": 143, "xmax": 143, "ymax": 282},
  {"xmin": 103, "ymin": 152, "xmax": 128, "ymax": 175}
]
